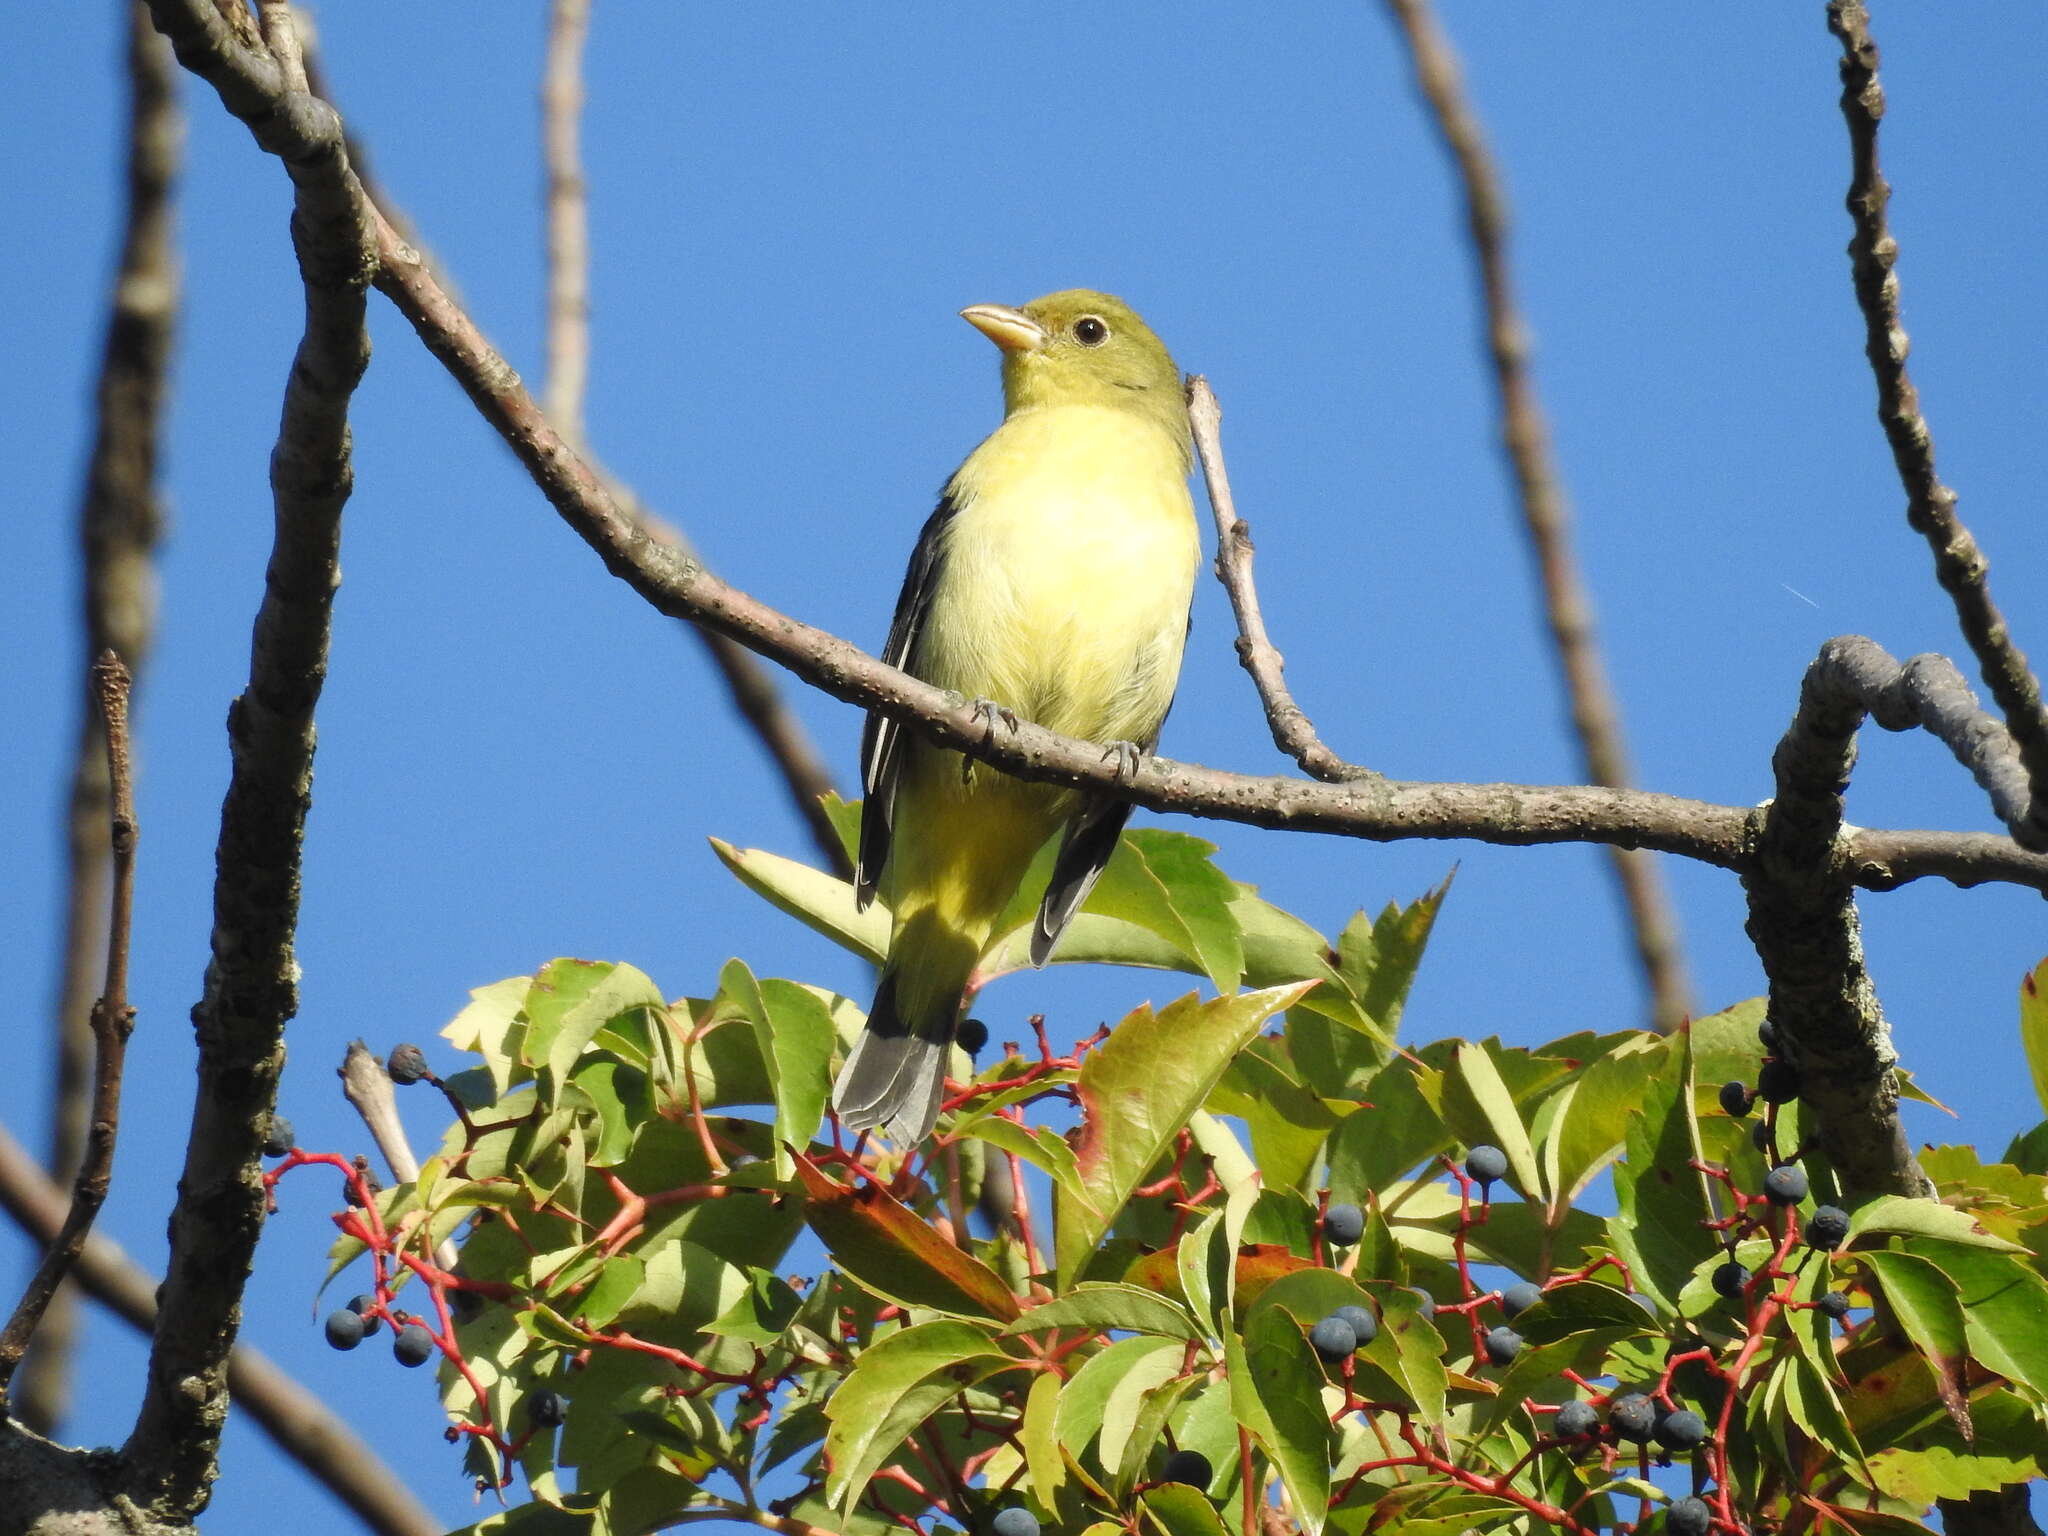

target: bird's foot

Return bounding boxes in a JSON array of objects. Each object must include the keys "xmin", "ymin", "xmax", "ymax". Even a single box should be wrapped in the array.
[
  {"xmin": 965, "ymin": 698, "xmax": 1020, "ymax": 782},
  {"xmin": 1103, "ymin": 739, "xmax": 1144, "ymax": 784}
]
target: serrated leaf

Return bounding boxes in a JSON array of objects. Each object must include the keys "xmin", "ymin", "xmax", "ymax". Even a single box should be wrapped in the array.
[
  {"xmin": 823, "ymin": 1320, "xmax": 1013, "ymax": 1509},
  {"xmin": 792, "ymin": 1150, "xmax": 1020, "ymax": 1322},
  {"xmin": 1056, "ymin": 985, "xmax": 1311, "ymax": 1285},
  {"xmin": 441, "ymin": 976, "xmax": 535, "ymax": 1096},
  {"xmin": 1863, "ymin": 1250, "xmax": 1972, "ymax": 1436},
  {"xmin": 1098, "ymin": 1343, "xmax": 1186, "ymax": 1488},
  {"xmin": 521, "ymin": 960, "xmax": 666, "ymax": 1090},
  {"xmin": 1231, "ymin": 1306, "xmax": 1331, "ymax": 1535},
  {"xmin": 578, "ymin": 1254, "xmax": 643, "ymax": 1330},
  {"xmin": 704, "ymin": 1268, "xmax": 802, "ymax": 1345},
  {"xmin": 1058, "ymin": 1335, "xmax": 1182, "ymax": 1456},
  {"xmin": 1609, "ymin": 1023, "xmax": 1712, "ymax": 1312},
  {"xmin": 1324, "ymin": 1059, "xmax": 1449, "ymax": 1202},
  {"xmin": 1021, "ymin": 1371, "xmax": 1065, "ymax": 1501},
  {"xmin": 1141, "ymin": 1482, "xmax": 1234, "ymax": 1536},
  {"xmin": 1080, "ymin": 828, "xmax": 1245, "ymax": 993},
  {"xmin": 1444, "ymin": 1041, "xmax": 1542, "ymax": 1201},
  {"xmin": 1550, "ymin": 1034, "xmax": 1666, "ymax": 1210},
  {"xmin": 2021, "ymin": 958, "xmax": 2048, "ymax": 1118},
  {"xmin": 1848, "ymin": 1196, "xmax": 2025, "ymax": 1252},
  {"xmin": 1361, "ymin": 1284, "xmax": 1449, "ymax": 1427},
  {"xmin": 1902, "ymin": 1239, "xmax": 2048, "ymax": 1393},
  {"xmin": 709, "ymin": 837, "xmax": 889, "ymax": 963}
]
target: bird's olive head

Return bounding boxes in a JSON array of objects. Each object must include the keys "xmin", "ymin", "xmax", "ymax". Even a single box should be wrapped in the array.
[{"xmin": 962, "ymin": 289, "xmax": 1188, "ymax": 450}]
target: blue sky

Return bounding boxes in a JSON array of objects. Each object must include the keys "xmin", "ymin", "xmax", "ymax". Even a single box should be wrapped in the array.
[{"xmin": 4, "ymin": 4, "xmax": 2045, "ymax": 1531}]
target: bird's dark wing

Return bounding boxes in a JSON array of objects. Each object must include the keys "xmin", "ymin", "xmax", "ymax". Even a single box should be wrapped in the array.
[
  {"xmin": 1030, "ymin": 792, "xmax": 1136, "ymax": 967},
  {"xmin": 856, "ymin": 490, "xmax": 959, "ymax": 907}
]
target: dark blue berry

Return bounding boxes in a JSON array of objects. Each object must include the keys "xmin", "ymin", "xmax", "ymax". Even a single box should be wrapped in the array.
[
  {"xmin": 1655, "ymin": 1408, "xmax": 1708, "ymax": 1450},
  {"xmin": 1757, "ymin": 1059, "xmax": 1800, "ymax": 1104},
  {"xmin": 1482, "ymin": 1326, "xmax": 1522, "ymax": 1365},
  {"xmin": 1805, "ymin": 1205, "xmax": 1850, "ymax": 1251},
  {"xmin": 1500, "ymin": 1281, "xmax": 1543, "ymax": 1319},
  {"xmin": 1160, "ymin": 1448, "xmax": 1212, "ymax": 1488},
  {"xmin": 1751, "ymin": 1120, "xmax": 1772, "ymax": 1153},
  {"xmin": 1718, "ymin": 1080, "xmax": 1753, "ymax": 1118},
  {"xmin": 386, "ymin": 1043, "xmax": 431, "ymax": 1084},
  {"xmin": 1553, "ymin": 1399, "xmax": 1599, "ymax": 1438},
  {"xmin": 1712, "ymin": 1261, "xmax": 1749, "ymax": 1300},
  {"xmin": 1818, "ymin": 1290, "xmax": 1851, "ymax": 1321},
  {"xmin": 345, "ymin": 1294, "xmax": 382, "ymax": 1337},
  {"xmin": 1333, "ymin": 1303, "xmax": 1377, "ymax": 1347},
  {"xmin": 956, "ymin": 1019, "xmax": 989, "ymax": 1056},
  {"xmin": 393, "ymin": 1322, "xmax": 435, "ymax": 1367},
  {"xmin": 1464, "ymin": 1145, "xmax": 1509, "ymax": 1186},
  {"xmin": 1609, "ymin": 1393, "xmax": 1656, "ymax": 1443},
  {"xmin": 1308, "ymin": 1315, "xmax": 1357, "ymax": 1362},
  {"xmin": 527, "ymin": 1387, "xmax": 566, "ymax": 1428},
  {"xmin": 262, "ymin": 1115, "xmax": 295, "ymax": 1158},
  {"xmin": 324, "ymin": 1309, "xmax": 365, "ymax": 1350},
  {"xmin": 1763, "ymin": 1165, "xmax": 1809, "ymax": 1206},
  {"xmin": 1322, "ymin": 1202, "xmax": 1365, "ymax": 1247},
  {"xmin": 1669, "ymin": 1496, "xmax": 1713, "ymax": 1536},
  {"xmin": 988, "ymin": 1508, "xmax": 1039, "ymax": 1536},
  {"xmin": 1758, "ymin": 1018, "xmax": 1780, "ymax": 1052}
]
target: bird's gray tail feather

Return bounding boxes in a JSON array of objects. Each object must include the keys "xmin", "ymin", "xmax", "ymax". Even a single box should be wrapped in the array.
[{"xmin": 832, "ymin": 971, "xmax": 952, "ymax": 1144}]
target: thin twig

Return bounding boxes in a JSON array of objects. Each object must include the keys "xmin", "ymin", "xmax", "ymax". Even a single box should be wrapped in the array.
[
  {"xmin": 1382, "ymin": 0, "xmax": 1691, "ymax": 1032},
  {"xmin": 0, "ymin": 1124, "xmax": 438, "ymax": 1536},
  {"xmin": 127, "ymin": 1, "xmax": 372, "ymax": 1516},
  {"xmin": 1188, "ymin": 377, "xmax": 1372, "ymax": 783},
  {"xmin": 541, "ymin": 0, "xmax": 591, "ymax": 441},
  {"xmin": 25, "ymin": 0, "xmax": 178, "ymax": 1440},
  {"xmin": 1826, "ymin": 1, "xmax": 2048, "ymax": 852},
  {"xmin": 338, "ymin": 1041, "xmax": 461, "ymax": 1271},
  {"xmin": 0, "ymin": 656, "xmax": 141, "ymax": 1393}
]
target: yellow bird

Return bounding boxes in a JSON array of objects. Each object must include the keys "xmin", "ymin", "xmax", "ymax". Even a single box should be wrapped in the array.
[{"xmin": 833, "ymin": 290, "xmax": 1199, "ymax": 1144}]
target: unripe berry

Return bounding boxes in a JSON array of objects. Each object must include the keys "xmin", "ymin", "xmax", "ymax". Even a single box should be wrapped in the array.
[
  {"xmin": 1309, "ymin": 1315, "xmax": 1357, "ymax": 1362},
  {"xmin": 1464, "ymin": 1145, "xmax": 1509, "ymax": 1187},
  {"xmin": 1762, "ymin": 1164, "xmax": 1809, "ymax": 1206},
  {"xmin": 1160, "ymin": 1448, "xmax": 1212, "ymax": 1488},
  {"xmin": 1322, "ymin": 1202, "xmax": 1365, "ymax": 1247},
  {"xmin": 1482, "ymin": 1326, "xmax": 1522, "ymax": 1366}
]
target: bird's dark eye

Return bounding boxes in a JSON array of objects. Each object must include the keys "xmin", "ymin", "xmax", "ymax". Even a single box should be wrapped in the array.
[{"xmin": 1073, "ymin": 316, "xmax": 1110, "ymax": 346}]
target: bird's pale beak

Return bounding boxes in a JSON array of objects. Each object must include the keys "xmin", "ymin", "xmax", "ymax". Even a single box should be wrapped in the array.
[{"xmin": 960, "ymin": 304, "xmax": 1046, "ymax": 354}]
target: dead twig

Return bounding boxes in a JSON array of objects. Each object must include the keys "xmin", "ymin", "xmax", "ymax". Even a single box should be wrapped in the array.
[
  {"xmin": 1826, "ymin": 0, "xmax": 2048, "ymax": 851},
  {"xmin": 0, "ymin": 656, "xmax": 141, "ymax": 1393},
  {"xmin": 1382, "ymin": 0, "xmax": 1691, "ymax": 1032},
  {"xmin": 542, "ymin": 0, "xmax": 592, "ymax": 440}
]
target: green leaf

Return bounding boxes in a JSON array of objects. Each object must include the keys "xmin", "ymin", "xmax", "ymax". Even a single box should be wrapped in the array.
[
  {"xmin": 1078, "ymin": 827, "xmax": 1245, "ymax": 993},
  {"xmin": 1608, "ymin": 1023, "xmax": 1712, "ymax": 1312},
  {"xmin": 1358, "ymin": 1284, "xmax": 1448, "ymax": 1427},
  {"xmin": 2021, "ymin": 957, "xmax": 2048, "ymax": 1118},
  {"xmin": 1509, "ymin": 1281, "xmax": 1657, "ymax": 1345},
  {"xmin": 1776, "ymin": 1351, "xmax": 1868, "ymax": 1475},
  {"xmin": 1207, "ymin": 1040, "xmax": 1342, "ymax": 1194},
  {"xmin": 578, "ymin": 1254, "xmax": 643, "ymax": 1330},
  {"xmin": 1003, "ymin": 1283, "xmax": 1207, "ymax": 1344},
  {"xmin": 570, "ymin": 1059, "xmax": 648, "ymax": 1168},
  {"xmin": 1056, "ymin": 984, "xmax": 1312, "ymax": 1285},
  {"xmin": 1021, "ymin": 1371, "xmax": 1065, "ymax": 1502},
  {"xmin": 1333, "ymin": 876, "xmax": 1449, "ymax": 1039},
  {"xmin": 703, "ymin": 1268, "xmax": 802, "ymax": 1345},
  {"xmin": 1058, "ymin": 1335, "xmax": 1183, "ymax": 1457},
  {"xmin": 440, "ymin": 976, "xmax": 535, "ymax": 1096},
  {"xmin": 520, "ymin": 960, "xmax": 666, "ymax": 1089},
  {"xmin": 1863, "ymin": 1250, "xmax": 1973, "ymax": 1435},
  {"xmin": 716, "ymin": 960, "xmax": 833, "ymax": 1178},
  {"xmin": 792, "ymin": 1151, "xmax": 1020, "ymax": 1322},
  {"xmin": 1848, "ymin": 1196, "xmax": 2026, "ymax": 1252},
  {"xmin": 823, "ymin": 1320, "xmax": 1013, "ymax": 1510},
  {"xmin": 1100, "ymin": 1348, "xmax": 1190, "ymax": 1494},
  {"xmin": 1324, "ymin": 1059, "xmax": 1448, "ymax": 1202},
  {"xmin": 1141, "ymin": 1482, "xmax": 1234, "ymax": 1536},
  {"xmin": 1549, "ymin": 1034, "xmax": 1666, "ymax": 1210},
  {"xmin": 709, "ymin": 837, "xmax": 889, "ymax": 963},
  {"xmin": 1281, "ymin": 880, "xmax": 1448, "ymax": 1089},
  {"xmin": 1444, "ymin": 1041, "xmax": 1542, "ymax": 1201},
  {"xmin": 1232, "ymin": 1306, "xmax": 1332, "ymax": 1535},
  {"xmin": 1903, "ymin": 1239, "xmax": 2048, "ymax": 1393}
]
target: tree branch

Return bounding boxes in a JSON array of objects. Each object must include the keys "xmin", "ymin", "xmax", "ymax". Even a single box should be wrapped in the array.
[
  {"xmin": 0, "ymin": 655, "xmax": 141, "ymax": 1395},
  {"xmin": 1381, "ymin": 0, "xmax": 1692, "ymax": 1032},
  {"xmin": 125, "ymin": 1, "xmax": 373, "ymax": 1516},
  {"xmin": 1189, "ymin": 377, "xmax": 1373, "ymax": 783},
  {"xmin": 338, "ymin": 1041, "xmax": 460, "ymax": 1272},
  {"xmin": 0, "ymin": 1123, "xmax": 438, "ymax": 1536},
  {"xmin": 24, "ymin": 0, "xmax": 179, "ymax": 1440},
  {"xmin": 541, "ymin": 0, "xmax": 591, "ymax": 442},
  {"xmin": 1827, "ymin": 0, "xmax": 2048, "ymax": 852}
]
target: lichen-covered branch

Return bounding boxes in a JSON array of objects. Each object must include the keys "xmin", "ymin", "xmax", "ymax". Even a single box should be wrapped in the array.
[
  {"xmin": 1827, "ymin": 0, "xmax": 2048, "ymax": 851},
  {"xmin": 125, "ymin": 1, "xmax": 373, "ymax": 1517},
  {"xmin": 25, "ymin": 0, "xmax": 179, "ymax": 1440}
]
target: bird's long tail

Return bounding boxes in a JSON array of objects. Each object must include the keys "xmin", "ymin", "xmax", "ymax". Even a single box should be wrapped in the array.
[{"xmin": 833, "ymin": 910, "xmax": 981, "ymax": 1145}]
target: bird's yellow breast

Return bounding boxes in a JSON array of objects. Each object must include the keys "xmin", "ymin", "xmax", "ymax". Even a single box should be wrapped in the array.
[{"xmin": 921, "ymin": 403, "xmax": 1198, "ymax": 745}]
